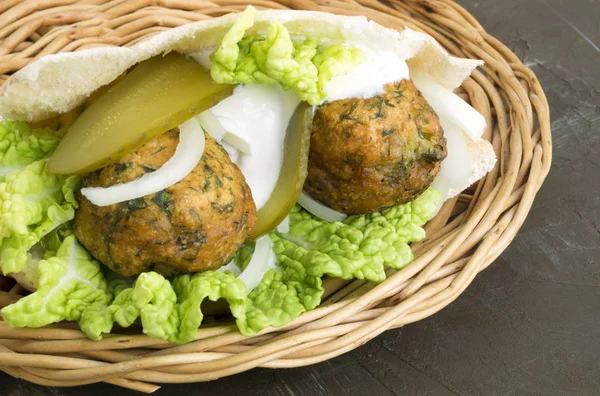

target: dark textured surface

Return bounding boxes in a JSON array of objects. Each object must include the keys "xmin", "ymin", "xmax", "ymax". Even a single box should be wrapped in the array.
[{"xmin": 1, "ymin": 0, "xmax": 599, "ymax": 394}]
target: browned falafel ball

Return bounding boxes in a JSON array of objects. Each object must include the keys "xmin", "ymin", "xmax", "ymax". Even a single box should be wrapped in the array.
[
  {"xmin": 74, "ymin": 129, "xmax": 256, "ymax": 277},
  {"xmin": 304, "ymin": 79, "xmax": 447, "ymax": 214}
]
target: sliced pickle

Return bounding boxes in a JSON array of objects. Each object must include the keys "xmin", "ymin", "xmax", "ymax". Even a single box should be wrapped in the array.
[
  {"xmin": 250, "ymin": 103, "xmax": 313, "ymax": 239},
  {"xmin": 48, "ymin": 52, "xmax": 233, "ymax": 174}
]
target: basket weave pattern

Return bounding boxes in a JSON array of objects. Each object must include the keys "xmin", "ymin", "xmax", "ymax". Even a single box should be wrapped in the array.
[{"xmin": 0, "ymin": 0, "xmax": 551, "ymax": 392}]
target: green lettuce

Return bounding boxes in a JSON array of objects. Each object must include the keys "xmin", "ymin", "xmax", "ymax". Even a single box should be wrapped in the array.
[
  {"xmin": 79, "ymin": 271, "xmax": 133, "ymax": 340},
  {"xmin": 1, "ymin": 235, "xmax": 107, "ymax": 329},
  {"xmin": 76, "ymin": 269, "xmax": 246, "ymax": 343},
  {"xmin": 0, "ymin": 160, "xmax": 63, "ymax": 238},
  {"xmin": 174, "ymin": 271, "xmax": 247, "ymax": 343},
  {"xmin": 0, "ymin": 120, "xmax": 62, "ymax": 179},
  {"xmin": 210, "ymin": 6, "xmax": 363, "ymax": 105},
  {"xmin": 279, "ymin": 188, "xmax": 442, "ymax": 283},
  {"xmin": 0, "ymin": 121, "xmax": 79, "ymax": 275},
  {"xmin": 105, "ymin": 272, "xmax": 179, "ymax": 341},
  {"xmin": 240, "ymin": 266, "xmax": 319, "ymax": 335},
  {"xmin": 0, "ymin": 185, "xmax": 78, "ymax": 274},
  {"xmin": 0, "ymin": 162, "xmax": 79, "ymax": 274}
]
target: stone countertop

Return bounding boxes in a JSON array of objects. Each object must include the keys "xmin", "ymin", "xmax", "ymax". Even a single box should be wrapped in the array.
[{"xmin": 1, "ymin": 0, "xmax": 598, "ymax": 394}]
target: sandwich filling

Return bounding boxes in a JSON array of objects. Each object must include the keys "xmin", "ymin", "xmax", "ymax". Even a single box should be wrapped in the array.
[{"xmin": 0, "ymin": 7, "xmax": 495, "ymax": 343}]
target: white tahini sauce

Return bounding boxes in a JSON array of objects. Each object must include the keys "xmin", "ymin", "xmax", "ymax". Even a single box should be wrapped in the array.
[
  {"xmin": 322, "ymin": 44, "xmax": 410, "ymax": 103},
  {"xmin": 203, "ymin": 84, "xmax": 300, "ymax": 210}
]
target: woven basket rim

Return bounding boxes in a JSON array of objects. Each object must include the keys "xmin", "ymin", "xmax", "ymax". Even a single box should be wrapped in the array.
[{"xmin": 0, "ymin": 0, "xmax": 551, "ymax": 392}]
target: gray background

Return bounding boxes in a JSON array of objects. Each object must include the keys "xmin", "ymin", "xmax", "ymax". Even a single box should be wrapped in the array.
[{"xmin": 1, "ymin": 0, "xmax": 599, "ymax": 394}]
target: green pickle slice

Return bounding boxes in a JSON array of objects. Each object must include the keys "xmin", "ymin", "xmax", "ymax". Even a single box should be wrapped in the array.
[
  {"xmin": 250, "ymin": 103, "xmax": 313, "ymax": 239},
  {"xmin": 48, "ymin": 52, "xmax": 233, "ymax": 174}
]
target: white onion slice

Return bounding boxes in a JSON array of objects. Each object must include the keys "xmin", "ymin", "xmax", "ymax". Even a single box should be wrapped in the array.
[
  {"xmin": 222, "ymin": 130, "xmax": 252, "ymax": 155},
  {"xmin": 237, "ymin": 235, "xmax": 277, "ymax": 293},
  {"xmin": 195, "ymin": 110, "xmax": 227, "ymax": 141},
  {"xmin": 196, "ymin": 110, "xmax": 252, "ymax": 155},
  {"xmin": 298, "ymin": 191, "xmax": 347, "ymax": 223},
  {"xmin": 217, "ymin": 260, "xmax": 242, "ymax": 277},
  {"xmin": 430, "ymin": 115, "xmax": 471, "ymax": 207},
  {"xmin": 81, "ymin": 119, "xmax": 206, "ymax": 206},
  {"xmin": 437, "ymin": 116, "xmax": 471, "ymax": 188},
  {"xmin": 412, "ymin": 74, "xmax": 486, "ymax": 140}
]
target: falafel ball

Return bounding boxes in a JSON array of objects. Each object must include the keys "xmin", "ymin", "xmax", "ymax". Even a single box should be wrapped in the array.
[
  {"xmin": 74, "ymin": 129, "xmax": 256, "ymax": 277},
  {"xmin": 305, "ymin": 79, "xmax": 447, "ymax": 214}
]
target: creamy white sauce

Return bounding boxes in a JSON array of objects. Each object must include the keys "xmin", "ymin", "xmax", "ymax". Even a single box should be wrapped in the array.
[
  {"xmin": 323, "ymin": 44, "xmax": 409, "ymax": 102},
  {"xmin": 203, "ymin": 84, "xmax": 300, "ymax": 210}
]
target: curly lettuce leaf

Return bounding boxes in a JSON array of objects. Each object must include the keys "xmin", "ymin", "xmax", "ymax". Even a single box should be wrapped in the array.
[
  {"xmin": 105, "ymin": 272, "xmax": 178, "ymax": 340},
  {"xmin": 78, "ymin": 299, "xmax": 112, "ymax": 340},
  {"xmin": 239, "ymin": 265, "xmax": 321, "ymax": 335},
  {"xmin": 210, "ymin": 6, "xmax": 363, "ymax": 105},
  {"xmin": 0, "ymin": 120, "xmax": 80, "ymax": 284},
  {"xmin": 79, "ymin": 271, "xmax": 133, "ymax": 340},
  {"xmin": 85, "ymin": 271, "xmax": 247, "ymax": 344},
  {"xmin": 0, "ymin": 120, "xmax": 63, "ymax": 178},
  {"xmin": 275, "ymin": 188, "xmax": 442, "ymax": 283},
  {"xmin": 211, "ymin": 5, "xmax": 258, "ymax": 76},
  {"xmin": 1, "ymin": 235, "xmax": 107, "ymax": 329},
  {"xmin": 174, "ymin": 271, "xmax": 247, "ymax": 343},
  {"xmin": 0, "ymin": 174, "xmax": 79, "ymax": 274},
  {"xmin": 0, "ymin": 160, "xmax": 66, "ymax": 239}
]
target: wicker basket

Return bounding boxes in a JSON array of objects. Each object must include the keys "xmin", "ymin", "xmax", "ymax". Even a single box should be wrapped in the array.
[{"xmin": 0, "ymin": 0, "xmax": 551, "ymax": 392}]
